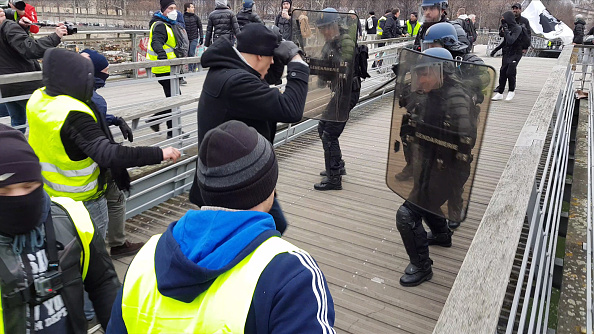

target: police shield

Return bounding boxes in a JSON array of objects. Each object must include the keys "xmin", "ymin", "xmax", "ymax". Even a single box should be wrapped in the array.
[
  {"xmin": 291, "ymin": 9, "xmax": 358, "ymax": 122},
  {"xmin": 386, "ymin": 48, "xmax": 496, "ymax": 222}
]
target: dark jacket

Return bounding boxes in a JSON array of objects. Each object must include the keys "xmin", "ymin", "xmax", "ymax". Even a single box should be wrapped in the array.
[
  {"xmin": 0, "ymin": 20, "xmax": 61, "ymax": 98},
  {"xmin": 183, "ymin": 12, "xmax": 204, "ymax": 42},
  {"xmin": 205, "ymin": 5, "xmax": 241, "ymax": 47},
  {"xmin": 382, "ymin": 15, "xmax": 402, "ymax": 39},
  {"xmin": 499, "ymin": 11, "xmax": 524, "ymax": 56},
  {"xmin": 274, "ymin": 2, "xmax": 292, "ymax": 41},
  {"xmin": 0, "ymin": 194, "xmax": 120, "ymax": 333},
  {"xmin": 366, "ymin": 15, "xmax": 378, "ymax": 34},
  {"xmin": 574, "ymin": 18, "xmax": 586, "ymax": 44},
  {"xmin": 41, "ymin": 47, "xmax": 163, "ymax": 192},
  {"xmin": 106, "ymin": 209, "xmax": 335, "ymax": 334},
  {"xmin": 189, "ymin": 37, "xmax": 309, "ymax": 205},
  {"xmin": 237, "ymin": 7, "xmax": 264, "ymax": 30},
  {"xmin": 499, "ymin": 15, "xmax": 531, "ymax": 50},
  {"xmin": 149, "ymin": 13, "xmax": 176, "ymax": 61}
]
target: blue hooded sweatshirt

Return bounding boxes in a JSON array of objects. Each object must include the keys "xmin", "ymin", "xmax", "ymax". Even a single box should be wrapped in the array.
[{"xmin": 107, "ymin": 209, "xmax": 336, "ymax": 334}]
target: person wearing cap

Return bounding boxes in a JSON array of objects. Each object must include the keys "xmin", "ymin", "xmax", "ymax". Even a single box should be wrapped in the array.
[
  {"xmin": 188, "ymin": 23, "xmax": 308, "ymax": 235},
  {"xmin": 406, "ymin": 12, "xmax": 421, "ymax": 37},
  {"xmin": 413, "ymin": 0, "xmax": 469, "ymax": 53},
  {"xmin": 9, "ymin": 0, "xmax": 39, "ymax": 34},
  {"xmin": 205, "ymin": 0, "xmax": 241, "ymax": 46},
  {"xmin": 0, "ymin": 6, "xmax": 66, "ymax": 133},
  {"xmin": 237, "ymin": 0, "xmax": 263, "ymax": 30},
  {"xmin": 80, "ymin": 49, "xmax": 145, "ymax": 260},
  {"xmin": 274, "ymin": 0, "xmax": 292, "ymax": 41},
  {"xmin": 365, "ymin": 11, "xmax": 378, "ymax": 41},
  {"xmin": 26, "ymin": 48, "xmax": 181, "ymax": 253},
  {"xmin": 0, "ymin": 124, "xmax": 120, "ymax": 333},
  {"xmin": 107, "ymin": 120, "xmax": 335, "ymax": 334}
]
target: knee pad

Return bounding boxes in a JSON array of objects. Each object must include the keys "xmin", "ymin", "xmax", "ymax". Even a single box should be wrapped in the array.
[{"xmin": 396, "ymin": 205, "xmax": 419, "ymax": 231}]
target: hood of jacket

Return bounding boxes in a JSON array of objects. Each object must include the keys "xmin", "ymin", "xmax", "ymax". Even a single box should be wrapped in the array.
[
  {"xmin": 154, "ymin": 209, "xmax": 280, "ymax": 302},
  {"xmin": 240, "ymin": 7, "xmax": 253, "ymax": 13},
  {"xmin": 200, "ymin": 37, "xmax": 261, "ymax": 77},
  {"xmin": 576, "ymin": 18, "xmax": 586, "ymax": 25},
  {"xmin": 42, "ymin": 48, "xmax": 94, "ymax": 104},
  {"xmin": 503, "ymin": 11, "xmax": 518, "ymax": 27},
  {"xmin": 215, "ymin": 3, "xmax": 229, "ymax": 10},
  {"xmin": 280, "ymin": 0, "xmax": 291, "ymax": 9}
]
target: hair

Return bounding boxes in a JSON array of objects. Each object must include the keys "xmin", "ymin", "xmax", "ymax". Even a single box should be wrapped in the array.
[
  {"xmin": 385, "ymin": 8, "xmax": 392, "ymax": 14},
  {"xmin": 369, "ymin": 11, "xmax": 375, "ymax": 15},
  {"xmin": 184, "ymin": 2, "xmax": 193, "ymax": 12},
  {"xmin": 457, "ymin": 7, "xmax": 465, "ymax": 15},
  {"xmin": 411, "ymin": 12, "xmax": 418, "ymax": 18},
  {"xmin": 392, "ymin": 8, "xmax": 399, "ymax": 15},
  {"xmin": 468, "ymin": 14, "xmax": 476, "ymax": 20}
]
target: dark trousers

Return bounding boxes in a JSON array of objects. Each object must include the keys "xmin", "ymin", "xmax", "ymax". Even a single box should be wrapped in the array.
[
  {"xmin": 498, "ymin": 53, "xmax": 522, "ymax": 93},
  {"xmin": 152, "ymin": 72, "xmax": 181, "ymax": 136},
  {"xmin": 318, "ymin": 120, "xmax": 347, "ymax": 174},
  {"xmin": 396, "ymin": 201, "xmax": 449, "ymax": 266},
  {"xmin": 269, "ymin": 196, "xmax": 288, "ymax": 234}
]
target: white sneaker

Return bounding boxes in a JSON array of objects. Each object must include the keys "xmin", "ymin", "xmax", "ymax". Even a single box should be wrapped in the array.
[
  {"xmin": 505, "ymin": 91, "xmax": 515, "ymax": 101},
  {"xmin": 492, "ymin": 93, "xmax": 504, "ymax": 101}
]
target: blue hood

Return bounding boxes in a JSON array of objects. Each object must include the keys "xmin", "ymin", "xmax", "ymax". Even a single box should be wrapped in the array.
[{"xmin": 154, "ymin": 209, "xmax": 280, "ymax": 302}]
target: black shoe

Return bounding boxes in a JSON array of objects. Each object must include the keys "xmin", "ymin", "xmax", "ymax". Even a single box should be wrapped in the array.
[
  {"xmin": 400, "ymin": 260, "xmax": 433, "ymax": 287},
  {"xmin": 395, "ymin": 166, "xmax": 413, "ymax": 181},
  {"xmin": 427, "ymin": 231, "xmax": 453, "ymax": 247},
  {"xmin": 179, "ymin": 78, "xmax": 188, "ymax": 85},
  {"xmin": 320, "ymin": 167, "xmax": 346, "ymax": 176},
  {"xmin": 493, "ymin": 86, "xmax": 500, "ymax": 93},
  {"xmin": 448, "ymin": 220, "xmax": 461, "ymax": 229},
  {"xmin": 314, "ymin": 176, "xmax": 342, "ymax": 191},
  {"xmin": 149, "ymin": 124, "xmax": 160, "ymax": 132},
  {"xmin": 110, "ymin": 240, "xmax": 145, "ymax": 258}
]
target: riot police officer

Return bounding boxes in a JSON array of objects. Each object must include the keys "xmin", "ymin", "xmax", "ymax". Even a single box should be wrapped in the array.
[
  {"xmin": 314, "ymin": 8, "xmax": 360, "ymax": 191},
  {"xmin": 396, "ymin": 48, "xmax": 475, "ymax": 286},
  {"xmin": 413, "ymin": 0, "xmax": 469, "ymax": 53}
]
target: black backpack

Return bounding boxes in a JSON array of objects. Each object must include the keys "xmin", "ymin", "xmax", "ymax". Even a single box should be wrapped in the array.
[
  {"xmin": 518, "ymin": 24, "xmax": 531, "ymax": 49},
  {"xmin": 354, "ymin": 44, "xmax": 371, "ymax": 79}
]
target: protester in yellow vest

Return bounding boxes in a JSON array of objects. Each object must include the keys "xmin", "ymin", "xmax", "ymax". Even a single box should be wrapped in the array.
[
  {"xmin": 107, "ymin": 120, "xmax": 335, "ymax": 334},
  {"xmin": 26, "ymin": 48, "xmax": 181, "ymax": 242},
  {"xmin": 147, "ymin": 0, "xmax": 180, "ymax": 138},
  {"xmin": 406, "ymin": 12, "xmax": 422, "ymax": 37},
  {"xmin": 0, "ymin": 124, "xmax": 120, "ymax": 333}
]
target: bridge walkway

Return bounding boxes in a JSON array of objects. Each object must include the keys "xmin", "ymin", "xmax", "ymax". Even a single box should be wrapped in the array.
[{"xmin": 108, "ymin": 55, "xmax": 557, "ymax": 333}]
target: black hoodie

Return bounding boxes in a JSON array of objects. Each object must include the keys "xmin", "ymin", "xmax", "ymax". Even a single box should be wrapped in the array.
[
  {"xmin": 189, "ymin": 37, "xmax": 309, "ymax": 205},
  {"xmin": 41, "ymin": 48, "xmax": 163, "ymax": 192},
  {"xmin": 574, "ymin": 18, "xmax": 586, "ymax": 44},
  {"xmin": 500, "ymin": 11, "xmax": 523, "ymax": 55}
]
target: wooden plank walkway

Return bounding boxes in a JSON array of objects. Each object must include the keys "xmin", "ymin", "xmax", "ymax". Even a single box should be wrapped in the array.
[{"xmin": 111, "ymin": 53, "xmax": 558, "ymax": 333}]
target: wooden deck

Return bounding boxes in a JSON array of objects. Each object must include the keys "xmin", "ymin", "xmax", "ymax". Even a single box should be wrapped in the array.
[{"xmin": 111, "ymin": 54, "xmax": 558, "ymax": 333}]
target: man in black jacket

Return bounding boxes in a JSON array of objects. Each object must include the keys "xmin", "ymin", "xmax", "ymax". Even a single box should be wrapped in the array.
[
  {"xmin": 574, "ymin": 14, "xmax": 586, "ymax": 44},
  {"xmin": 491, "ymin": 11, "xmax": 524, "ymax": 101},
  {"xmin": 0, "ymin": 8, "xmax": 66, "ymax": 133},
  {"xmin": 237, "ymin": 0, "xmax": 263, "ymax": 30},
  {"xmin": 365, "ymin": 11, "xmax": 378, "ymax": 40},
  {"xmin": 382, "ymin": 8, "xmax": 402, "ymax": 40},
  {"xmin": 0, "ymin": 124, "xmax": 120, "ymax": 333},
  {"xmin": 275, "ymin": 0, "xmax": 292, "ymax": 41},
  {"xmin": 189, "ymin": 23, "xmax": 309, "ymax": 234},
  {"xmin": 205, "ymin": 0, "xmax": 240, "ymax": 46},
  {"xmin": 183, "ymin": 2, "xmax": 203, "ymax": 72}
]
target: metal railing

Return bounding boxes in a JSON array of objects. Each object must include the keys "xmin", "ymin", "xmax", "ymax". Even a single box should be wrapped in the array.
[
  {"xmin": 0, "ymin": 38, "xmax": 413, "ymax": 217},
  {"xmin": 587, "ymin": 79, "xmax": 594, "ymax": 334},
  {"xmin": 434, "ymin": 46, "xmax": 574, "ymax": 334}
]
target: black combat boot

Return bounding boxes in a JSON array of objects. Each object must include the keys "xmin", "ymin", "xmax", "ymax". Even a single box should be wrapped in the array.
[
  {"xmin": 427, "ymin": 230, "xmax": 453, "ymax": 247},
  {"xmin": 320, "ymin": 159, "xmax": 346, "ymax": 176},
  {"xmin": 448, "ymin": 220, "xmax": 461, "ymax": 229},
  {"xmin": 400, "ymin": 259, "xmax": 433, "ymax": 287},
  {"xmin": 314, "ymin": 174, "xmax": 342, "ymax": 191}
]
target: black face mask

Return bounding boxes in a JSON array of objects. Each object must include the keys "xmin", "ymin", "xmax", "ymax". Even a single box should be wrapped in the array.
[
  {"xmin": 96, "ymin": 71, "xmax": 109, "ymax": 83},
  {"xmin": 0, "ymin": 186, "xmax": 45, "ymax": 236}
]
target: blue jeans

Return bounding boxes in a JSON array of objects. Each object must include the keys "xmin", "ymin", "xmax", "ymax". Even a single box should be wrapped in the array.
[
  {"xmin": 82, "ymin": 196, "xmax": 108, "ymax": 320},
  {"xmin": 0, "ymin": 104, "xmax": 8, "ymax": 117},
  {"xmin": 5, "ymin": 100, "xmax": 27, "ymax": 133},
  {"xmin": 269, "ymin": 197, "xmax": 288, "ymax": 235},
  {"xmin": 188, "ymin": 38, "xmax": 199, "ymax": 72}
]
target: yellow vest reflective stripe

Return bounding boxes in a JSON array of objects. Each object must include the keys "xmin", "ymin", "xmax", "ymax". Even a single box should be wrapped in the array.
[
  {"xmin": 121, "ymin": 235, "xmax": 301, "ymax": 333},
  {"xmin": 377, "ymin": 16, "xmax": 387, "ymax": 36},
  {"xmin": 407, "ymin": 21, "xmax": 421, "ymax": 36},
  {"xmin": 148, "ymin": 21, "xmax": 177, "ymax": 74},
  {"xmin": 0, "ymin": 197, "xmax": 95, "ymax": 333},
  {"xmin": 27, "ymin": 88, "xmax": 104, "ymax": 201}
]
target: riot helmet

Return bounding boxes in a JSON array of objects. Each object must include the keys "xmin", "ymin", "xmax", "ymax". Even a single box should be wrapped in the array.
[
  {"xmin": 411, "ymin": 48, "xmax": 453, "ymax": 93},
  {"xmin": 316, "ymin": 8, "xmax": 341, "ymax": 41},
  {"xmin": 422, "ymin": 22, "xmax": 467, "ymax": 53},
  {"xmin": 421, "ymin": 0, "xmax": 448, "ymax": 23}
]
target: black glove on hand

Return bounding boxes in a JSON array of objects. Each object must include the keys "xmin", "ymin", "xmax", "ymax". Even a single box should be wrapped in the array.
[
  {"xmin": 116, "ymin": 117, "xmax": 133, "ymax": 142},
  {"xmin": 274, "ymin": 41, "xmax": 302, "ymax": 65}
]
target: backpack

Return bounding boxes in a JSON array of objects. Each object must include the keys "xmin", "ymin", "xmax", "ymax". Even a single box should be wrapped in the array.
[
  {"xmin": 367, "ymin": 17, "xmax": 374, "ymax": 30},
  {"xmin": 155, "ymin": 21, "xmax": 189, "ymax": 58},
  {"xmin": 518, "ymin": 24, "xmax": 531, "ymax": 49},
  {"xmin": 354, "ymin": 44, "xmax": 371, "ymax": 79},
  {"xmin": 457, "ymin": 18, "xmax": 475, "ymax": 44}
]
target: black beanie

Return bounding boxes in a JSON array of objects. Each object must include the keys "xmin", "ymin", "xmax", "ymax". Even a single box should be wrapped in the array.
[
  {"xmin": 0, "ymin": 124, "xmax": 42, "ymax": 188},
  {"xmin": 197, "ymin": 120, "xmax": 278, "ymax": 210},
  {"xmin": 160, "ymin": 0, "xmax": 175, "ymax": 12},
  {"xmin": 237, "ymin": 24, "xmax": 280, "ymax": 56}
]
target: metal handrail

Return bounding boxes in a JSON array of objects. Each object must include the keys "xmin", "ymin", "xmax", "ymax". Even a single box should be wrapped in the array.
[{"xmin": 588, "ymin": 80, "xmax": 594, "ymax": 334}]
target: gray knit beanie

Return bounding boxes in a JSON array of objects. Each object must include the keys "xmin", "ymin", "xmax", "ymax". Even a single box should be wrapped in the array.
[{"xmin": 197, "ymin": 120, "xmax": 278, "ymax": 210}]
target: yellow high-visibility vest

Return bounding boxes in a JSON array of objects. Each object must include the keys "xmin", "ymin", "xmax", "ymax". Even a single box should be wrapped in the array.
[
  {"xmin": 0, "ymin": 197, "xmax": 95, "ymax": 333},
  {"xmin": 148, "ymin": 21, "xmax": 177, "ymax": 74},
  {"xmin": 407, "ymin": 20, "xmax": 421, "ymax": 37},
  {"xmin": 377, "ymin": 16, "xmax": 387, "ymax": 36},
  {"xmin": 121, "ymin": 235, "xmax": 302, "ymax": 333},
  {"xmin": 27, "ymin": 88, "xmax": 104, "ymax": 201}
]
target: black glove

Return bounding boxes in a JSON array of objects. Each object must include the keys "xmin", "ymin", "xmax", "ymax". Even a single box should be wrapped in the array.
[
  {"xmin": 116, "ymin": 117, "xmax": 133, "ymax": 142},
  {"xmin": 274, "ymin": 41, "xmax": 303, "ymax": 65},
  {"xmin": 199, "ymin": 38, "xmax": 204, "ymax": 45}
]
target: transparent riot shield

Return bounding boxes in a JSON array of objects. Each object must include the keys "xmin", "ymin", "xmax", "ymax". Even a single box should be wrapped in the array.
[
  {"xmin": 292, "ymin": 9, "xmax": 358, "ymax": 122},
  {"xmin": 386, "ymin": 48, "xmax": 496, "ymax": 222}
]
